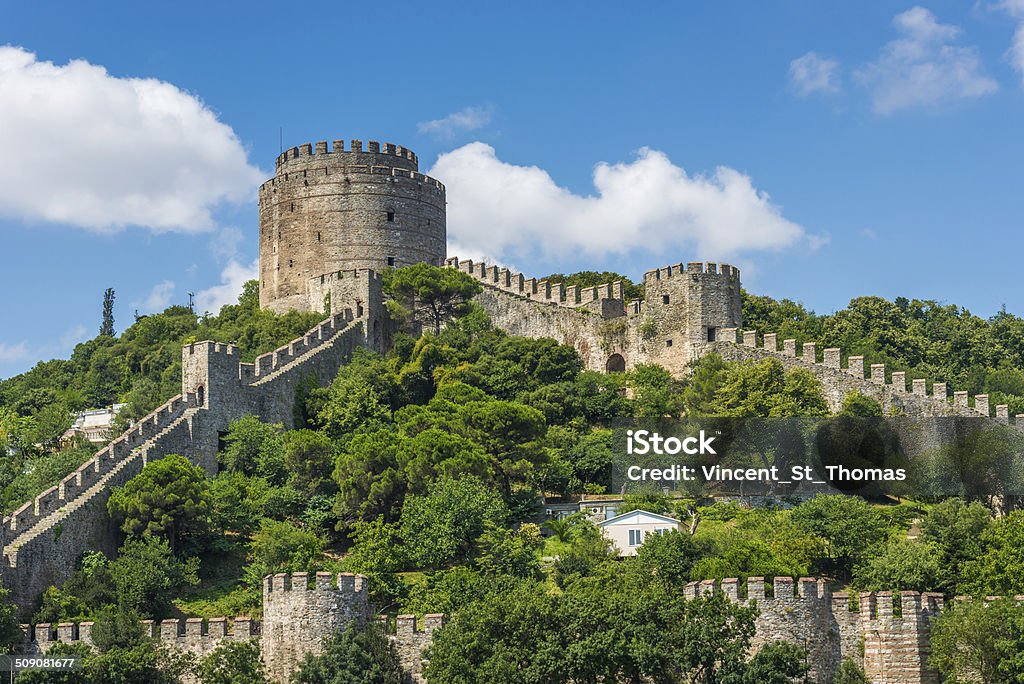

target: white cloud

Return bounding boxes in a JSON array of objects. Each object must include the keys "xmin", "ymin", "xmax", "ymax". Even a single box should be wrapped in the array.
[
  {"xmin": 0, "ymin": 342, "xmax": 28, "ymax": 363},
  {"xmin": 195, "ymin": 259, "xmax": 257, "ymax": 314},
  {"xmin": 856, "ymin": 7, "xmax": 998, "ymax": 114},
  {"xmin": 1011, "ymin": 25, "xmax": 1024, "ymax": 79},
  {"xmin": 141, "ymin": 280, "xmax": 176, "ymax": 311},
  {"xmin": 417, "ymin": 106, "xmax": 493, "ymax": 139},
  {"xmin": 0, "ymin": 46, "xmax": 264, "ymax": 232},
  {"xmin": 789, "ymin": 52, "xmax": 842, "ymax": 96},
  {"xmin": 59, "ymin": 325, "xmax": 88, "ymax": 350},
  {"xmin": 430, "ymin": 143, "xmax": 811, "ymax": 264}
]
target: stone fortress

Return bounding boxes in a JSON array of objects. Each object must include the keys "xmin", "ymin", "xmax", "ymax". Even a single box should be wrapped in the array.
[{"xmin": 1, "ymin": 138, "xmax": 1018, "ymax": 683}]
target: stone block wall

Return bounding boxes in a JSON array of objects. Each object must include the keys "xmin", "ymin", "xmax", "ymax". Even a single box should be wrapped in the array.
[
  {"xmin": 2, "ymin": 310, "xmax": 368, "ymax": 614},
  {"xmin": 449, "ymin": 256, "xmax": 741, "ymax": 376},
  {"xmin": 688, "ymin": 577, "xmax": 944, "ymax": 684},
  {"xmin": 259, "ymin": 139, "xmax": 446, "ymax": 314}
]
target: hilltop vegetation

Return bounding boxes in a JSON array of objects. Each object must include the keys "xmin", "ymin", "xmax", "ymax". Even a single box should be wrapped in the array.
[{"xmin": 4, "ymin": 269, "xmax": 1024, "ymax": 681}]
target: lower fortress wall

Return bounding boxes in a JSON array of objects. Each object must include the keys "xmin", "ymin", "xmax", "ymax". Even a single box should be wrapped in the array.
[{"xmin": 16, "ymin": 572, "xmax": 948, "ymax": 684}]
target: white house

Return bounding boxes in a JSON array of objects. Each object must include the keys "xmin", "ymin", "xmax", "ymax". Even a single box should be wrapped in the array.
[{"xmin": 597, "ymin": 510, "xmax": 682, "ymax": 556}]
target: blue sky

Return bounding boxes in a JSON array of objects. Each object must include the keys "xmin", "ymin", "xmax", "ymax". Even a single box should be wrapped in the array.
[{"xmin": 1, "ymin": 1, "xmax": 1022, "ymax": 379}]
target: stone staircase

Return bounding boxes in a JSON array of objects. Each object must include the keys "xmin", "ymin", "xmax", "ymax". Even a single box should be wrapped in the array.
[{"xmin": 3, "ymin": 410, "xmax": 197, "ymax": 568}]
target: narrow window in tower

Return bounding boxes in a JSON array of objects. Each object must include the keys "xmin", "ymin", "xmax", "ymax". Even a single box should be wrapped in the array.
[
  {"xmin": 662, "ymin": 295, "xmax": 670, "ymax": 304},
  {"xmin": 707, "ymin": 328, "xmax": 717, "ymax": 342},
  {"xmin": 386, "ymin": 211, "xmax": 395, "ymax": 222},
  {"xmin": 666, "ymin": 339, "xmax": 673, "ymax": 347},
  {"xmin": 387, "ymin": 256, "xmax": 396, "ymax": 267},
  {"xmin": 291, "ymin": 203, "xmax": 295, "ymax": 212},
  {"xmin": 289, "ymin": 259, "xmax": 293, "ymax": 268},
  {"xmin": 316, "ymin": 232, "xmax": 321, "ymax": 242}
]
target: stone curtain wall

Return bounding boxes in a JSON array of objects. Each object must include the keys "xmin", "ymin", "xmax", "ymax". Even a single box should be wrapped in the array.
[
  {"xmin": 449, "ymin": 256, "xmax": 742, "ymax": 376},
  {"xmin": 705, "ymin": 330, "xmax": 1003, "ymax": 419},
  {"xmin": 15, "ymin": 574, "xmax": 950, "ymax": 684},
  {"xmin": 1, "ymin": 308, "xmax": 369, "ymax": 613},
  {"xmin": 689, "ymin": 577, "xmax": 943, "ymax": 684},
  {"xmin": 259, "ymin": 140, "xmax": 446, "ymax": 314}
]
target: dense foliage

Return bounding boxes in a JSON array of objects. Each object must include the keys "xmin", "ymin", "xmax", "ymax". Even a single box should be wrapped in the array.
[
  {"xmin": 3, "ymin": 266, "xmax": 1024, "ymax": 681},
  {"xmin": 742, "ymin": 290, "xmax": 1024, "ymax": 413}
]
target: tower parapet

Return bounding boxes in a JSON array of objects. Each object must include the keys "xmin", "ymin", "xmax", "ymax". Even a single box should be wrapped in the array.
[
  {"xmin": 261, "ymin": 572, "xmax": 369, "ymax": 682},
  {"xmin": 259, "ymin": 138, "xmax": 446, "ymax": 314}
]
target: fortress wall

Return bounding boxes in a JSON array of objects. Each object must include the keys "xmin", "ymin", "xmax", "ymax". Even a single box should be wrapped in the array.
[
  {"xmin": 702, "ymin": 332, "xmax": 987, "ymax": 418},
  {"xmin": 261, "ymin": 572, "xmax": 369, "ymax": 683},
  {"xmin": 11, "ymin": 575, "xmax": 957, "ymax": 684},
  {"xmin": 382, "ymin": 614, "xmax": 445, "ymax": 683},
  {"xmin": 3, "ymin": 311, "xmax": 367, "ymax": 613},
  {"xmin": 473, "ymin": 287, "xmax": 634, "ymax": 373},
  {"xmin": 250, "ymin": 322, "xmax": 364, "ymax": 427},
  {"xmin": 2, "ymin": 414, "xmax": 197, "ymax": 611},
  {"xmin": 260, "ymin": 140, "xmax": 445, "ymax": 314},
  {"xmin": 689, "ymin": 578, "xmax": 943, "ymax": 684}
]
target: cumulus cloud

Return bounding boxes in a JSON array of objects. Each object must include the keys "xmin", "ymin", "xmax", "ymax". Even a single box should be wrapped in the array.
[
  {"xmin": 430, "ymin": 143, "xmax": 810, "ymax": 264},
  {"xmin": 997, "ymin": 1, "xmax": 1024, "ymax": 81},
  {"xmin": 789, "ymin": 52, "xmax": 842, "ymax": 96},
  {"xmin": 0, "ymin": 46, "xmax": 264, "ymax": 232},
  {"xmin": 417, "ymin": 106, "xmax": 493, "ymax": 139},
  {"xmin": 856, "ymin": 7, "xmax": 998, "ymax": 114},
  {"xmin": 141, "ymin": 280, "xmax": 176, "ymax": 312},
  {"xmin": 0, "ymin": 342, "xmax": 28, "ymax": 363},
  {"xmin": 195, "ymin": 259, "xmax": 257, "ymax": 314}
]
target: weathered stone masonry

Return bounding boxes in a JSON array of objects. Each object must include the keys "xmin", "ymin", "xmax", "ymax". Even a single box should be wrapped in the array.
[
  {"xmin": 17, "ymin": 572, "xmax": 949, "ymax": 684},
  {"xmin": 20, "ymin": 572, "xmax": 438, "ymax": 684},
  {"xmin": 1, "ymin": 286, "xmax": 376, "ymax": 610}
]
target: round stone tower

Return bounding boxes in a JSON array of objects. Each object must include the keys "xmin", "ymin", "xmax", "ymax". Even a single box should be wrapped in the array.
[{"xmin": 258, "ymin": 139, "xmax": 447, "ymax": 313}]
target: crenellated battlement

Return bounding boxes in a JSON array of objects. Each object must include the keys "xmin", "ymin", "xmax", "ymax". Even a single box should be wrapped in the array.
[
  {"xmin": 262, "ymin": 570, "xmax": 368, "ymax": 597},
  {"xmin": 643, "ymin": 260, "xmax": 740, "ymax": 282},
  {"xmin": 275, "ymin": 139, "xmax": 418, "ymax": 169},
  {"xmin": 445, "ymin": 256, "xmax": 628, "ymax": 312},
  {"xmin": 712, "ymin": 328, "xmax": 1014, "ymax": 421}
]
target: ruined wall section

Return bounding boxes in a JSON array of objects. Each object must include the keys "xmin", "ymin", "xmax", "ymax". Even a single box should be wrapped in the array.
[
  {"xmin": 260, "ymin": 140, "xmax": 445, "ymax": 314},
  {"xmin": 381, "ymin": 614, "xmax": 445, "ymax": 683}
]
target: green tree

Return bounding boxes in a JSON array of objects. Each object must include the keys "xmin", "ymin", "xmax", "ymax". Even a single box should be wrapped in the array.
[
  {"xmin": 101, "ymin": 287, "xmax": 116, "ymax": 337},
  {"xmin": 197, "ymin": 640, "xmax": 271, "ymax": 684},
  {"xmin": 930, "ymin": 597, "xmax": 1024, "ymax": 683},
  {"xmin": 399, "ymin": 476, "xmax": 508, "ymax": 570},
  {"xmin": 107, "ymin": 455, "xmax": 210, "ymax": 551},
  {"xmin": 284, "ymin": 429, "xmax": 335, "ymax": 497},
  {"xmin": 292, "ymin": 623, "xmax": 413, "ymax": 684},
  {"xmin": 220, "ymin": 416, "xmax": 286, "ymax": 484},
  {"xmin": 790, "ymin": 495, "xmax": 887, "ymax": 579},
  {"xmin": 632, "ymin": 528, "xmax": 705, "ymax": 586},
  {"xmin": 384, "ymin": 263, "xmax": 482, "ymax": 335},
  {"xmin": 960, "ymin": 511, "xmax": 1024, "ymax": 596},
  {"xmin": 108, "ymin": 537, "xmax": 199, "ymax": 619},
  {"xmin": 838, "ymin": 391, "xmax": 884, "ymax": 417},
  {"xmin": 854, "ymin": 539, "xmax": 943, "ymax": 593},
  {"xmin": 732, "ymin": 641, "xmax": 809, "ymax": 684},
  {"xmin": 920, "ymin": 498, "xmax": 992, "ymax": 590},
  {"xmin": 245, "ymin": 519, "xmax": 325, "ymax": 583},
  {"xmin": 834, "ymin": 658, "xmax": 870, "ymax": 684},
  {"xmin": 0, "ymin": 589, "xmax": 21, "ymax": 654}
]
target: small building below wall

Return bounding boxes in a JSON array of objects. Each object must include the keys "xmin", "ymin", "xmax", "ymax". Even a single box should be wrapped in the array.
[{"xmin": 598, "ymin": 510, "xmax": 681, "ymax": 556}]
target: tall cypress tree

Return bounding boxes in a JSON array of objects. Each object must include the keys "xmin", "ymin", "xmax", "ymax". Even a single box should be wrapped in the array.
[{"xmin": 100, "ymin": 288, "xmax": 116, "ymax": 337}]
